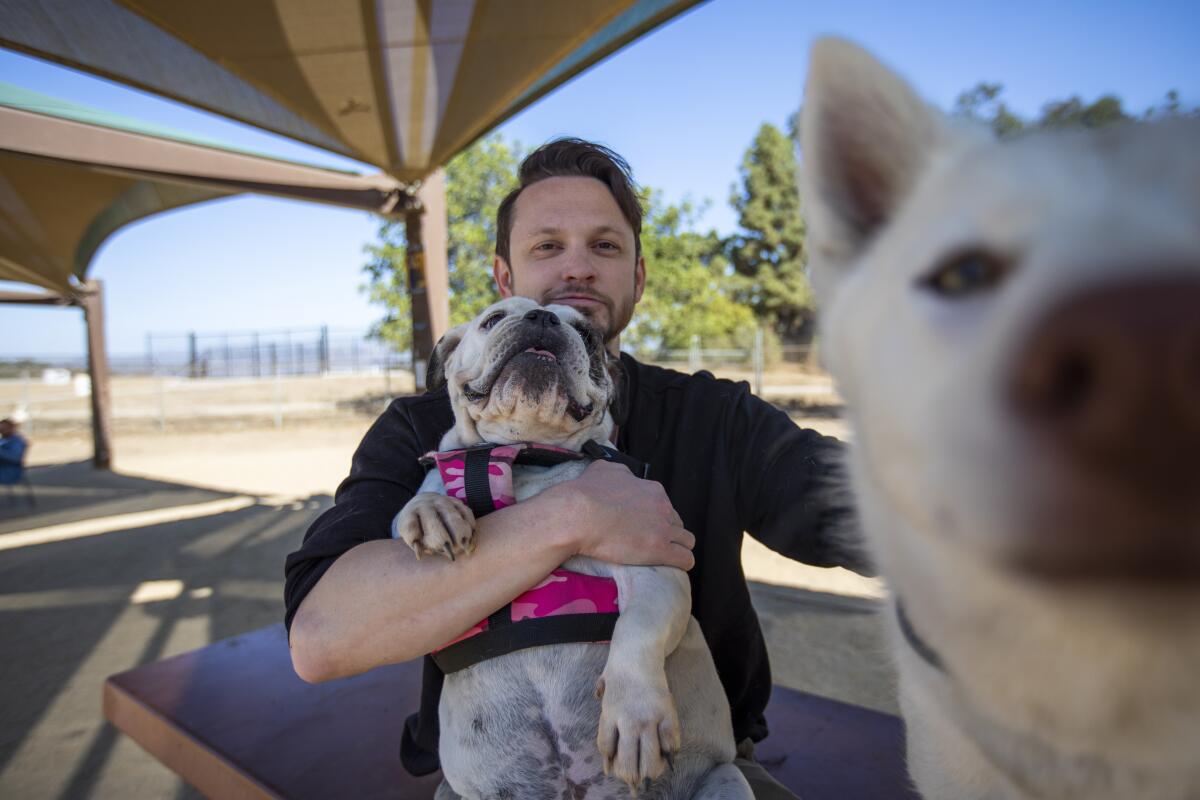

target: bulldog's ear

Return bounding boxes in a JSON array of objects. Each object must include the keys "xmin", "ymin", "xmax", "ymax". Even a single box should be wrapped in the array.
[
  {"xmin": 800, "ymin": 38, "xmax": 947, "ymax": 299},
  {"xmin": 605, "ymin": 351, "xmax": 629, "ymax": 429},
  {"xmin": 426, "ymin": 324, "xmax": 466, "ymax": 393}
]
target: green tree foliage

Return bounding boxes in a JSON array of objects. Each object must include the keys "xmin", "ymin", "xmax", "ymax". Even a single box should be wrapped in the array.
[
  {"xmin": 726, "ymin": 122, "xmax": 814, "ymax": 343},
  {"xmin": 625, "ymin": 193, "xmax": 756, "ymax": 354},
  {"xmin": 362, "ymin": 134, "xmax": 521, "ymax": 350},
  {"xmin": 954, "ymin": 83, "xmax": 1197, "ymax": 138}
]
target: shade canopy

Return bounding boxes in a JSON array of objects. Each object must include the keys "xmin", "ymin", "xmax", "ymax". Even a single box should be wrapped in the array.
[
  {"xmin": 0, "ymin": 83, "xmax": 408, "ymax": 293},
  {"xmin": 1, "ymin": 0, "xmax": 706, "ymax": 182}
]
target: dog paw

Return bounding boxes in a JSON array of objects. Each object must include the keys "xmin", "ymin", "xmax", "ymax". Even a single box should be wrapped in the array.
[
  {"xmin": 595, "ymin": 671, "xmax": 681, "ymax": 792},
  {"xmin": 391, "ymin": 493, "xmax": 476, "ymax": 560}
]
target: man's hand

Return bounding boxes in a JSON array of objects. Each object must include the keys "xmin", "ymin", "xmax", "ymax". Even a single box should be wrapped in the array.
[{"xmin": 545, "ymin": 460, "xmax": 695, "ymax": 570}]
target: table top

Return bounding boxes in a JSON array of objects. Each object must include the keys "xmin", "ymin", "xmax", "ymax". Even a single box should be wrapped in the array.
[{"xmin": 104, "ymin": 624, "xmax": 916, "ymax": 799}]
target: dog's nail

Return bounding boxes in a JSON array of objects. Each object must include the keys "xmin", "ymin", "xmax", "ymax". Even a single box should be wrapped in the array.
[
  {"xmin": 595, "ymin": 677, "xmax": 605, "ymax": 699},
  {"xmin": 443, "ymin": 544, "xmax": 455, "ymax": 561},
  {"xmin": 643, "ymin": 777, "xmax": 652, "ymax": 793},
  {"xmin": 664, "ymin": 750, "xmax": 674, "ymax": 773}
]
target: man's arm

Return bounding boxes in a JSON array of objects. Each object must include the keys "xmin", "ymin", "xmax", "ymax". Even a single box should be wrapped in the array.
[
  {"xmin": 727, "ymin": 386, "xmax": 874, "ymax": 575},
  {"xmin": 289, "ymin": 459, "xmax": 694, "ymax": 683}
]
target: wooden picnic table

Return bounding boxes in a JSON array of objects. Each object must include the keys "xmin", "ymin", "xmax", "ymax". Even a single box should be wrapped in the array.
[{"xmin": 104, "ymin": 624, "xmax": 916, "ymax": 799}]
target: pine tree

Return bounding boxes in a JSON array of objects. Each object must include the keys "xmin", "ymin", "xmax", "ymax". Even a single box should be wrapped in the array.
[{"xmin": 726, "ymin": 122, "xmax": 814, "ymax": 343}]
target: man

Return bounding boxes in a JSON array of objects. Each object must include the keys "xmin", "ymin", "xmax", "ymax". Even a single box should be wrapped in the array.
[
  {"xmin": 0, "ymin": 418, "xmax": 28, "ymax": 486},
  {"xmin": 285, "ymin": 139, "xmax": 864, "ymax": 799}
]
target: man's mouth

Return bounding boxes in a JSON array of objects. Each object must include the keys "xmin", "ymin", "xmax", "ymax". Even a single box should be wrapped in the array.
[{"xmin": 548, "ymin": 293, "xmax": 607, "ymax": 312}]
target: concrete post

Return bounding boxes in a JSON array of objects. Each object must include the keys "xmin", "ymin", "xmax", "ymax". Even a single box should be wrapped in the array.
[{"xmin": 79, "ymin": 280, "xmax": 113, "ymax": 469}]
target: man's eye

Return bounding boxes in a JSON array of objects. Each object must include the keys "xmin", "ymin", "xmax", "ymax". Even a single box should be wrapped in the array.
[
  {"xmin": 534, "ymin": 242, "xmax": 560, "ymax": 252},
  {"xmin": 594, "ymin": 241, "xmax": 618, "ymax": 251},
  {"xmin": 919, "ymin": 249, "xmax": 1012, "ymax": 298},
  {"xmin": 480, "ymin": 312, "xmax": 506, "ymax": 330}
]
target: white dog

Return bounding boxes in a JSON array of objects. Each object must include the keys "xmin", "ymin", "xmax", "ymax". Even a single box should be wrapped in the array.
[
  {"xmin": 800, "ymin": 38, "xmax": 1200, "ymax": 800},
  {"xmin": 392, "ymin": 296, "xmax": 753, "ymax": 800}
]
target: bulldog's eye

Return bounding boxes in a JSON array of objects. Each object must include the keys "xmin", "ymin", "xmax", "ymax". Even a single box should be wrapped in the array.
[
  {"xmin": 479, "ymin": 311, "xmax": 506, "ymax": 330},
  {"xmin": 920, "ymin": 249, "xmax": 1011, "ymax": 298}
]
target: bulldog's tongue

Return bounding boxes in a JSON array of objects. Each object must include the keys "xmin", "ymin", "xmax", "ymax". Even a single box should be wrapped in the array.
[{"xmin": 525, "ymin": 347, "xmax": 557, "ymax": 361}]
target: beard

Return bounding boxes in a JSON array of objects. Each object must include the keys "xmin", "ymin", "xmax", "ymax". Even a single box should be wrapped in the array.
[{"xmin": 542, "ymin": 283, "xmax": 635, "ymax": 345}]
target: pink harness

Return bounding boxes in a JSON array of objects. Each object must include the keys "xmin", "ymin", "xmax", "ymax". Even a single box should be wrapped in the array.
[{"xmin": 420, "ymin": 441, "xmax": 641, "ymax": 673}]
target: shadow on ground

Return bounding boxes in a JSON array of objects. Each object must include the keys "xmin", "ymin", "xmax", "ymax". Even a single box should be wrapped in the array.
[
  {"xmin": 0, "ymin": 461, "xmax": 234, "ymax": 533},
  {"xmin": 0, "ymin": 462, "xmax": 329, "ymax": 799},
  {"xmin": 750, "ymin": 581, "xmax": 898, "ymax": 716},
  {"xmin": 0, "ymin": 463, "xmax": 896, "ymax": 798}
]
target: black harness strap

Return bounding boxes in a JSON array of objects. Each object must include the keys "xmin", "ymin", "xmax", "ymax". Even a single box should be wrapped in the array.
[
  {"xmin": 462, "ymin": 446, "xmax": 496, "ymax": 519},
  {"xmin": 431, "ymin": 612, "xmax": 620, "ymax": 674},
  {"xmin": 896, "ymin": 599, "xmax": 947, "ymax": 674},
  {"xmin": 582, "ymin": 439, "xmax": 650, "ymax": 478}
]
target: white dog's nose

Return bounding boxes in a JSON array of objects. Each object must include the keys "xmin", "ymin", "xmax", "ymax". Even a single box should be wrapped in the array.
[
  {"xmin": 524, "ymin": 308, "xmax": 561, "ymax": 327},
  {"xmin": 1005, "ymin": 275, "xmax": 1200, "ymax": 581},
  {"xmin": 1010, "ymin": 276, "xmax": 1200, "ymax": 477}
]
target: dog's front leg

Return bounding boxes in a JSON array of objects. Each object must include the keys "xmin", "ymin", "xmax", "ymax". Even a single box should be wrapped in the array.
[
  {"xmin": 391, "ymin": 469, "xmax": 477, "ymax": 560},
  {"xmin": 594, "ymin": 564, "xmax": 691, "ymax": 791}
]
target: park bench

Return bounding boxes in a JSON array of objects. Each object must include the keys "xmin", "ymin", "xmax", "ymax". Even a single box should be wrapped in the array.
[{"xmin": 104, "ymin": 624, "xmax": 917, "ymax": 799}]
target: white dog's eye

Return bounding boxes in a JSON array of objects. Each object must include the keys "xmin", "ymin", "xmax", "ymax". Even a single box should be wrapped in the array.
[
  {"xmin": 920, "ymin": 250, "xmax": 1012, "ymax": 298},
  {"xmin": 479, "ymin": 311, "xmax": 506, "ymax": 330}
]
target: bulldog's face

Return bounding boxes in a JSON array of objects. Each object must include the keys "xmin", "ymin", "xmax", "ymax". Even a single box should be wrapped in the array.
[{"xmin": 429, "ymin": 297, "xmax": 615, "ymax": 447}]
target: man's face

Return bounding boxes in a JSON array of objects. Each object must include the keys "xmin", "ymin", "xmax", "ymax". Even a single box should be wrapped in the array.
[
  {"xmin": 0, "ymin": 422, "xmax": 12, "ymax": 438},
  {"xmin": 494, "ymin": 176, "xmax": 645, "ymax": 345}
]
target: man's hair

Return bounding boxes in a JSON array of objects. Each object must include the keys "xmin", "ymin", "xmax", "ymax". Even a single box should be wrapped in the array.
[{"xmin": 495, "ymin": 138, "xmax": 643, "ymax": 265}]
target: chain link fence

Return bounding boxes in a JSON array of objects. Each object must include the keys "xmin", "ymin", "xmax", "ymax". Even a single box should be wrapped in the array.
[{"xmin": 1, "ymin": 328, "xmax": 835, "ymax": 436}]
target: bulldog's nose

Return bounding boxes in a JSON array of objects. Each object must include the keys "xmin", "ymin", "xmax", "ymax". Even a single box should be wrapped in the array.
[
  {"xmin": 1009, "ymin": 275, "xmax": 1200, "ymax": 483},
  {"xmin": 524, "ymin": 308, "xmax": 560, "ymax": 327}
]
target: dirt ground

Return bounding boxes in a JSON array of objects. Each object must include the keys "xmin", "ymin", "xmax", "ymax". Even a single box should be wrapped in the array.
[{"xmin": 26, "ymin": 405, "xmax": 872, "ymax": 601}]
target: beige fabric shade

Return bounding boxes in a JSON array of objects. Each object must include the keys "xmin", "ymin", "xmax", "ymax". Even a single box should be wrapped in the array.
[
  {"xmin": 0, "ymin": 84, "xmax": 408, "ymax": 293},
  {"xmin": 1, "ymin": 0, "xmax": 706, "ymax": 182}
]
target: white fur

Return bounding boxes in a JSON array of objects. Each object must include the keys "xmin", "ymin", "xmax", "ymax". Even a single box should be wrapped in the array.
[
  {"xmin": 393, "ymin": 297, "xmax": 752, "ymax": 799},
  {"xmin": 801, "ymin": 38, "xmax": 1200, "ymax": 800}
]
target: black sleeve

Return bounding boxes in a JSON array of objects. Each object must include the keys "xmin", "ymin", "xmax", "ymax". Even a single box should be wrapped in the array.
[
  {"xmin": 727, "ymin": 385, "xmax": 875, "ymax": 576},
  {"xmin": 283, "ymin": 394, "xmax": 448, "ymax": 633}
]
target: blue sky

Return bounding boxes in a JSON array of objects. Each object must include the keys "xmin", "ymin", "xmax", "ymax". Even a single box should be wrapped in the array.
[{"xmin": 3, "ymin": 0, "xmax": 1198, "ymax": 357}]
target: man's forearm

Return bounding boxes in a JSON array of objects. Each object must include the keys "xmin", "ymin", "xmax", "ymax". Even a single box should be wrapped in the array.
[{"xmin": 289, "ymin": 491, "xmax": 578, "ymax": 683}]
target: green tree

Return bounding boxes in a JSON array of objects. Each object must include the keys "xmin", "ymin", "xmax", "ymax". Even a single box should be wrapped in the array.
[
  {"xmin": 726, "ymin": 122, "xmax": 814, "ymax": 343},
  {"xmin": 626, "ymin": 193, "xmax": 756, "ymax": 354},
  {"xmin": 362, "ymin": 134, "xmax": 522, "ymax": 350},
  {"xmin": 953, "ymin": 84, "xmax": 1196, "ymax": 137},
  {"xmin": 953, "ymin": 83, "xmax": 1025, "ymax": 137}
]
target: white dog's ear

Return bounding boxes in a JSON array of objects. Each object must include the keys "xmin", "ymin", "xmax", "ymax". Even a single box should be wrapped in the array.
[
  {"xmin": 800, "ymin": 38, "xmax": 944, "ymax": 292},
  {"xmin": 426, "ymin": 324, "xmax": 467, "ymax": 393}
]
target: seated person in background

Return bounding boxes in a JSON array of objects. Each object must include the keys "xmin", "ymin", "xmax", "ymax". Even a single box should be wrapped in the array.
[{"xmin": 0, "ymin": 418, "xmax": 28, "ymax": 485}]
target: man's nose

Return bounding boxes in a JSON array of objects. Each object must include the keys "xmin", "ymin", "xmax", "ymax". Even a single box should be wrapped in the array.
[{"xmin": 560, "ymin": 245, "xmax": 598, "ymax": 283}]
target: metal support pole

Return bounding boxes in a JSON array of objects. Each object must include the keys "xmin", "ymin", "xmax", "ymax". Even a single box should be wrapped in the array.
[
  {"xmin": 156, "ymin": 376, "xmax": 166, "ymax": 432},
  {"xmin": 252, "ymin": 333, "xmax": 261, "ymax": 378},
  {"xmin": 406, "ymin": 208, "xmax": 433, "ymax": 390},
  {"xmin": 79, "ymin": 280, "xmax": 113, "ymax": 469},
  {"xmin": 188, "ymin": 332, "xmax": 198, "ymax": 379},
  {"xmin": 273, "ymin": 360, "xmax": 283, "ymax": 430},
  {"xmin": 319, "ymin": 325, "xmax": 330, "ymax": 375},
  {"xmin": 20, "ymin": 369, "xmax": 32, "ymax": 435}
]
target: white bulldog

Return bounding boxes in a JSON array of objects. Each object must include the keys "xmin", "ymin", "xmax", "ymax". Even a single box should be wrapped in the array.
[
  {"xmin": 800, "ymin": 38, "xmax": 1200, "ymax": 800},
  {"xmin": 393, "ymin": 296, "xmax": 753, "ymax": 800}
]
